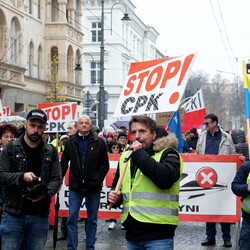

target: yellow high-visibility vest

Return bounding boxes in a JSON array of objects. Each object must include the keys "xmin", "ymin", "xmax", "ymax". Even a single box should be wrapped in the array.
[
  {"xmin": 241, "ymin": 172, "xmax": 250, "ymax": 213},
  {"xmin": 119, "ymin": 148, "xmax": 183, "ymax": 225}
]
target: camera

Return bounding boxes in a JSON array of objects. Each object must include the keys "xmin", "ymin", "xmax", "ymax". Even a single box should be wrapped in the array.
[{"xmin": 21, "ymin": 177, "xmax": 48, "ymax": 199}]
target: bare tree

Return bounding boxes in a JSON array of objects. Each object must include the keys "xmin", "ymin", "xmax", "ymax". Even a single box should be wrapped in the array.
[{"xmin": 184, "ymin": 70, "xmax": 209, "ymax": 98}]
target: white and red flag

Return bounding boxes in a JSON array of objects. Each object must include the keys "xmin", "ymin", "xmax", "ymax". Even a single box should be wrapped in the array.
[{"xmin": 181, "ymin": 89, "xmax": 206, "ymax": 132}]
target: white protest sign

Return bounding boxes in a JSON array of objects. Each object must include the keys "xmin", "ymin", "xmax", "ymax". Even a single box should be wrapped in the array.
[
  {"xmin": 182, "ymin": 89, "xmax": 205, "ymax": 114},
  {"xmin": 113, "ymin": 54, "xmax": 196, "ymax": 117},
  {"xmin": 0, "ymin": 100, "xmax": 3, "ymax": 115},
  {"xmin": 0, "ymin": 107, "xmax": 11, "ymax": 117},
  {"xmin": 37, "ymin": 102, "xmax": 77, "ymax": 133}
]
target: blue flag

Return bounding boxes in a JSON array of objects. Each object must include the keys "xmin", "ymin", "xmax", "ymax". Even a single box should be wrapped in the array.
[
  {"xmin": 243, "ymin": 61, "xmax": 250, "ymax": 119},
  {"xmin": 167, "ymin": 110, "xmax": 184, "ymax": 153}
]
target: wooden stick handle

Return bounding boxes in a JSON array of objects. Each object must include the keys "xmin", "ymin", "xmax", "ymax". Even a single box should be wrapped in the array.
[{"xmin": 108, "ymin": 161, "xmax": 129, "ymax": 210}]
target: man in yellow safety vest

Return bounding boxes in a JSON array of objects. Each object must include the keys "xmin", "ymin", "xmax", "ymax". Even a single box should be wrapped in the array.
[{"xmin": 108, "ymin": 115, "xmax": 183, "ymax": 250}]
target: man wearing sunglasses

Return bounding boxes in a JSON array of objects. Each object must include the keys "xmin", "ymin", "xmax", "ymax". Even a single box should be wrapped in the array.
[{"xmin": 196, "ymin": 114, "xmax": 236, "ymax": 248}]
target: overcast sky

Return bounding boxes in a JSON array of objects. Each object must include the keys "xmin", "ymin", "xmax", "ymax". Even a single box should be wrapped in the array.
[{"xmin": 132, "ymin": 0, "xmax": 250, "ymax": 80}]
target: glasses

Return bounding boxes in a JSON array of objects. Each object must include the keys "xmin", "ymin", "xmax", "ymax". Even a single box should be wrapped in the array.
[
  {"xmin": 112, "ymin": 146, "xmax": 120, "ymax": 149},
  {"xmin": 204, "ymin": 122, "xmax": 211, "ymax": 126}
]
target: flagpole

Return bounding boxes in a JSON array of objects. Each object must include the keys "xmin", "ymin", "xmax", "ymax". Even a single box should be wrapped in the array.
[
  {"xmin": 242, "ymin": 61, "xmax": 250, "ymax": 160},
  {"xmin": 247, "ymin": 119, "xmax": 250, "ymax": 160}
]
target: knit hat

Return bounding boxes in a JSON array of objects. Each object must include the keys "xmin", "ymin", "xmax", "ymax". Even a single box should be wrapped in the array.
[
  {"xmin": 117, "ymin": 132, "xmax": 127, "ymax": 140},
  {"xmin": 60, "ymin": 134, "xmax": 69, "ymax": 141},
  {"xmin": 189, "ymin": 128, "xmax": 197, "ymax": 135},
  {"xmin": 107, "ymin": 132, "xmax": 113, "ymax": 138}
]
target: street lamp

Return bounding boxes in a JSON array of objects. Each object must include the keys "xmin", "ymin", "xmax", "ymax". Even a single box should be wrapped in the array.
[
  {"xmin": 110, "ymin": 2, "xmax": 131, "ymax": 35},
  {"xmin": 75, "ymin": 53, "xmax": 95, "ymax": 71},
  {"xmin": 98, "ymin": 0, "xmax": 131, "ymax": 130}
]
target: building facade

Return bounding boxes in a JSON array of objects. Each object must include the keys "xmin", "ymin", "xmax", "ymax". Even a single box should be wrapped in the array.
[
  {"xmin": 0, "ymin": 0, "xmax": 85, "ymax": 113},
  {"xmin": 81, "ymin": 0, "xmax": 164, "ymax": 128}
]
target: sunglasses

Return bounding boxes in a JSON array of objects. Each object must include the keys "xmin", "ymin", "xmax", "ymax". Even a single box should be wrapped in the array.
[
  {"xmin": 112, "ymin": 146, "xmax": 120, "ymax": 149},
  {"xmin": 204, "ymin": 122, "xmax": 212, "ymax": 126}
]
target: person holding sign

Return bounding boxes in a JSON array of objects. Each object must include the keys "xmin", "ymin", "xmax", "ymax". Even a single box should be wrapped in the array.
[
  {"xmin": 61, "ymin": 115, "xmax": 109, "ymax": 250},
  {"xmin": 108, "ymin": 115, "xmax": 182, "ymax": 250},
  {"xmin": 196, "ymin": 114, "xmax": 236, "ymax": 247}
]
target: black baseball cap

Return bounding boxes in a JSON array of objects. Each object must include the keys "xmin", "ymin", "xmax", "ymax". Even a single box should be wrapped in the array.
[{"xmin": 26, "ymin": 109, "xmax": 47, "ymax": 124}]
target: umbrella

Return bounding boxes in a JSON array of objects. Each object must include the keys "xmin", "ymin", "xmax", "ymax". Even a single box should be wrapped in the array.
[
  {"xmin": 110, "ymin": 117, "xmax": 132, "ymax": 130},
  {"xmin": 0, "ymin": 116, "xmax": 26, "ymax": 127},
  {"xmin": 10, "ymin": 111, "xmax": 28, "ymax": 119},
  {"xmin": 53, "ymin": 193, "xmax": 60, "ymax": 249}
]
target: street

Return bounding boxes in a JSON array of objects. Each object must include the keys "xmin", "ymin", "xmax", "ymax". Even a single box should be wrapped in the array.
[{"xmin": 45, "ymin": 219, "xmax": 239, "ymax": 249}]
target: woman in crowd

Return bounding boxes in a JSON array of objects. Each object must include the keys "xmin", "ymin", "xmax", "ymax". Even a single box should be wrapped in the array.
[
  {"xmin": 107, "ymin": 140, "xmax": 123, "ymax": 230},
  {"xmin": 106, "ymin": 132, "xmax": 114, "ymax": 150},
  {"xmin": 0, "ymin": 123, "xmax": 18, "ymax": 151},
  {"xmin": 0, "ymin": 123, "xmax": 18, "ymax": 247}
]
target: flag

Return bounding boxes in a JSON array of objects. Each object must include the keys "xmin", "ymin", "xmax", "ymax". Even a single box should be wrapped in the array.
[
  {"xmin": 181, "ymin": 89, "xmax": 206, "ymax": 132},
  {"xmin": 167, "ymin": 110, "xmax": 184, "ymax": 153},
  {"xmin": 243, "ymin": 61, "xmax": 250, "ymax": 119}
]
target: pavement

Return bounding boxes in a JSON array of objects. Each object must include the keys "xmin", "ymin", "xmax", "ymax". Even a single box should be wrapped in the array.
[{"xmin": 45, "ymin": 219, "xmax": 239, "ymax": 249}]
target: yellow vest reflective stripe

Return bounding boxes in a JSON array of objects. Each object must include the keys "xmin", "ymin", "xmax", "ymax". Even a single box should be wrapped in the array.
[
  {"xmin": 241, "ymin": 172, "xmax": 250, "ymax": 213},
  {"xmin": 119, "ymin": 147, "xmax": 183, "ymax": 225}
]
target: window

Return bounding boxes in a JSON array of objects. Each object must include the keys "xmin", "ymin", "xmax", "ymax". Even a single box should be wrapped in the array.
[
  {"xmin": 29, "ymin": 42, "xmax": 34, "ymax": 77},
  {"xmin": 38, "ymin": 0, "xmax": 41, "ymax": 19},
  {"xmin": 29, "ymin": 0, "xmax": 32, "ymax": 14},
  {"xmin": 75, "ymin": 0, "xmax": 79, "ymax": 28},
  {"xmin": 38, "ymin": 46, "xmax": 42, "ymax": 79},
  {"xmin": 91, "ymin": 62, "xmax": 100, "ymax": 84},
  {"xmin": 10, "ymin": 18, "xmax": 18, "ymax": 65},
  {"xmin": 91, "ymin": 22, "xmax": 101, "ymax": 42},
  {"xmin": 75, "ymin": 51, "xmax": 80, "ymax": 85}
]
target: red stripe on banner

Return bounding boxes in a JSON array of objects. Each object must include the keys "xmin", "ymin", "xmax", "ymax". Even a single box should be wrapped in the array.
[
  {"xmin": 179, "ymin": 214, "xmax": 239, "ymax": 223},
  {"xmin": 128, "ymin": 57, "xmax": 177, "ymax": 75},
  {"xmin": 181, "ymin": 108, "xmax": 206, "ymax": 132}
]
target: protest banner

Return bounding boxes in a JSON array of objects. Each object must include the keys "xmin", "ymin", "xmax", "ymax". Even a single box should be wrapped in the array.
[
  {"xmin": 57, "ymin": 153, "xmax": 241, "ymax": 222},
  {"xmin": 0, "ymin": 107, "xmax": 10, "ymax": 117},
  {"xmin": 37, "ymin": 102, "xmax": 77, "ymax": 133},
  {"xmin": 113, "ymin": 54, "xmax": 195, "ymax": 117}
]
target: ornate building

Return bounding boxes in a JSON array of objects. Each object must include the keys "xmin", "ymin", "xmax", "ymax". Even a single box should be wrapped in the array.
[{"xmin": 0, "ymin": 0, "xmax": 85, "ymax": 112}]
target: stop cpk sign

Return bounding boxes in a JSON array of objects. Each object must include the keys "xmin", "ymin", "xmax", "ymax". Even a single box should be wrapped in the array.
[
  {"xmin": 38, "ymin": 102, "xmax": 77, "ymax": 133},
  {"xmin": 113, "ymin": 53, "xmax": 195, "ymax": 117}
]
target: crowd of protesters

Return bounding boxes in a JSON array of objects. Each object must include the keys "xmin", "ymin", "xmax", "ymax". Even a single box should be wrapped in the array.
[{"xmin": 0, "ymin": 112, "xmax": 249, "ymax": 249}]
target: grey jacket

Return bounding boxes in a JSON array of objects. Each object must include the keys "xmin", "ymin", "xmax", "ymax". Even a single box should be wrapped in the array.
[
  {"xmin": 196, "ymin": 128, "xmax": 236, "ymax": 155},
  {"xmin": 0, "ymin": 136, "xmax": 62, "ymax": 216}
]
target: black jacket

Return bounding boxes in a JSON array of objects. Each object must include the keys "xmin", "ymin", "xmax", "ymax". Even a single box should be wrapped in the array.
[
  {"xmin": 0, "ymin": 136, "xmax": 62, "ymax": 216},
  {"xmin": 231, "ymin": 129, "xmax": 249, "ymax": 161},
  {"xmin": 61, "ymin": 131, "xmax": 109, "ymax": 192},
  {"xmin": 187, "ymin": 136, "xmax": 198, "ymax": 150},
  {"xmin": 111, "ymin": 130, "xmax": 181, "ymax": 241},
  {"xmin": 231, "ymin": 162, "xmax": 250, "ymax": 222}
]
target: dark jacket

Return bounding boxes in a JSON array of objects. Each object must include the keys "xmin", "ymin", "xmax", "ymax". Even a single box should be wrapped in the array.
[
  {"xmin": 61, "ymin": 131, "xmax": 109, "ymax": 192},
  {"xmin": 0, "ymin": 136, "xmax": 62, "ymax": 216},
  {"xmin": 231, "ymin": 129, "xmax": 249, "ymax": 161},
  {"xmin": 231, "ymin": 162, "xmax": 250, "ymax": 222},
  {"xmin": 111, "ymin": 130, "xmax": 181, "ymax": 241},
  {"xmin": 187, "ymin": 136, "xmax": 198, "ymax": 150}
]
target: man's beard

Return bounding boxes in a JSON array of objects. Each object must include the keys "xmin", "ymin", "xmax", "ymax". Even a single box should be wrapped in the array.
[{"xmin": 27, "ymin": 132, "xmax": 42, "ymax": 142}]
